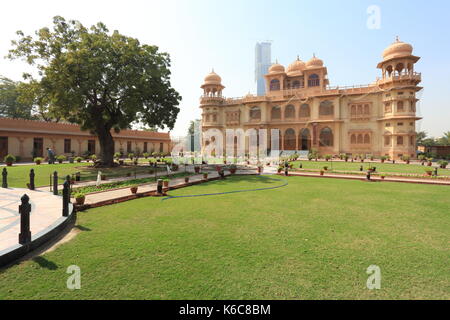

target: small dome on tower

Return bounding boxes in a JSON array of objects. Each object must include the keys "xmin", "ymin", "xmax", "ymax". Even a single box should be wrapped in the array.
[
  {"xmin": 306, "ymin": 54, "xmax": 324, "ymax": 68},
  {"xmin": 286, "ymin": 56, "xmax": 306, "ymax": 76},
  {"xmin": 382, "ymin": 37, "xmax": 413, "ymax": 61},
  {"xmin": 203, "ymin": 70, "xmax": 222, "ymax": 85},
  {"xmin": 269, "ymin": 61, "xmax": 285, "ymax": 74}
]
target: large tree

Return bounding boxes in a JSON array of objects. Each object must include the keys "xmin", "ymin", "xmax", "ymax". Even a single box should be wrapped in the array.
[
  {"xmin": 0, "ymin": 76, "xmax": 34, "ymax": 119},
  {"xmin": 8, "ymin": 16, "xmax": 181, "ymax": 166}
]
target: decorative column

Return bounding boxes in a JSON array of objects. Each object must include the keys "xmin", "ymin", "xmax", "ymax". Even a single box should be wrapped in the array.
[{"xmin": 18, "ymin": 194, "xmax": 32, "ymax": 245}]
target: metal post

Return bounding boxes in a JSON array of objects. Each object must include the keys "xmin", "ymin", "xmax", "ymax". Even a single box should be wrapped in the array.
[
  {"xmin": 62, "ymin": 180, "xmax": 70, "ymax": 217},
  {"xmin": 18, "ymin": 194, "xmax": 32, "ymax": 245},
  {"xmin": 29, "ymin": 169, "xmax": 35, "ymax": 190},
  {"xmin": 2, "ymin": 168, "xmax": 7, "ymax": 188},
  {"xmin": 66, "ymin": 175, "xmax": 72, "ymax": 193},
  {"xmin": 366, "ymin": 171, "xmax": 371, "ymax": 181},
  {"xmin": 157, "ymin": 179, "xmax": 163, "ymax": 194},
  {"xmin": 53, "ymin": 171, "xmax": 58, "ymax": 195}
]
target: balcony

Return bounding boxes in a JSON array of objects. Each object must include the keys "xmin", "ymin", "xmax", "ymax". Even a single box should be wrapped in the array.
[
  {"xmin": 377, "ymin": 72, "xmax": 421, "ymax": 85},
  {"xmin": 200, "ymin": 95, "xmax": 225, "ymax": 105}
]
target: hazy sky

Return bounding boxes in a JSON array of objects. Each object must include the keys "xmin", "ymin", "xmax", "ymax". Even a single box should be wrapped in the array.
[{"xmin": 1, "ymin": 0, "xmax": 449, "ymax": 138}]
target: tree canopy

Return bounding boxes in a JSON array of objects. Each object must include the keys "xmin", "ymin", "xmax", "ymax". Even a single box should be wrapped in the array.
[
  {"xmin": 0, "ymin": 76, "xmax": 34, "ymax": 119},
  {"xmin": 8, "ymin": 16, "xmax": 181, "ymax": 166}
]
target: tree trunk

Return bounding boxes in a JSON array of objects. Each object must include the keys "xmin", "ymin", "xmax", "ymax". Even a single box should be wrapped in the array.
[{"xmin": 97, "ymin": 127, "xmax": 115, "ymax": 167}]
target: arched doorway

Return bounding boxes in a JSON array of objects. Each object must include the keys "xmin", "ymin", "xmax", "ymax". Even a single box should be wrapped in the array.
[
  {"xmin": 284, "ymin": 128, "xmax": 296, "ymax": 150},
  {"xmin": 300, "ymin": 128, "xmax": 311, "ymax": 150}
]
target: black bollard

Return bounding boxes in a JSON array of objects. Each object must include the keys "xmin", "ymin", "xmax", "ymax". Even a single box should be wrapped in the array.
[
  {"xmin": 219, "ymin": 170, "xmax": 225, "ymax": 179},
  {"xmin": 18, "ymin": 194, "xmax": 32, "ymax": 245},
  {"xmin": 75, "ymin": 172, "xmax": 81, "ymax": 181},
  {"xmin": 157, "ymin": 179, "xmax": 163, "ymax": 194},
  {"xmin": 2, "ymin": 168, "xmax": 7, "ymax": 188},
  {"xmin": 53, "ymin": 171, "xmax": 58, "ymax": 195},
  {"xmin": 285, "ymin": 168, "xmax": 289, "ymax": 176},
  {"xmin": 360, "ymin": 165, "xmax": 363, "ymax": 172},
  {"xmin": 299, "ymin": 163, "xmax": 303, "ymax": 169},
  {"xmin": 434, "ymin": 168, "xmax": 438, "ymax": 177},
  {"xmin": 29, "ymin": 169, "xmax": 35, "ymax": 190},
  {"xmin": 62, "ymin": 180, "xmax": 70, "ymax": 217},
  {"xmin": 366, "ymin": 171, "xmax": 371, "ymax": 181}
]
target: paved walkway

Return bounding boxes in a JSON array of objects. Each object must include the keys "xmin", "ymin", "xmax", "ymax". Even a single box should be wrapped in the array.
[
  {"xmin": 0, "ymin": 188, "xmax": 70, "ymax": 254},
  {"xmin": 285, "ymin": 170, "xmax": 450, "ymax": 185}
]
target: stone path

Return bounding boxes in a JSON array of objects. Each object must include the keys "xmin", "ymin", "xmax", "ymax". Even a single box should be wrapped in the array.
[{"xmin": 0, "ymin": 188, "xmax": 71, "ymax": 254}]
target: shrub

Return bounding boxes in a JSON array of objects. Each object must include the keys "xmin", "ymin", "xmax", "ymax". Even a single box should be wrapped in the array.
[
  {"xmin": 128, "ymin": 153, "xmax": 134, "ymax": 160},
  {"xmin": 75, "ymin": 156, "xmax": 83, "ymax": 163},
  {"xmin": 143, "ymin": 152, "xmax": 149, "ymax": 159},
  {"xmin": 4, "ymin": 154, "xmax": 16, "ymax": 164},
  {"xmin": 114, "ymin": 152, "xmax": 121, "ymax": 159},
  {"xmin": 34, "ymin": 157, "xmax": 44, "ymax": 164},
  {"xmin": 73, "ymin": 192, "xmax": 85, "ymax": 200},
  {"xmin": 438, "ymin": 160, "xmax": 448, "ymax": 168},
  {"xmin": 418, "ymin": 154, "xmax": 426, "ymax": 161},
  {"xmin": 324, "ymin": 154, "xmax": 332, "ymax": 161},
  {"xmin": 90, "ymin": 154, "xmax": 98, "ymax": 161},
  {"xmin": 401, "ymin": 155, "xmax": 410, "ymax": 162},
  {"xmin": 56, "ymin": 155, "xmax": 67, "ymax": 163}
]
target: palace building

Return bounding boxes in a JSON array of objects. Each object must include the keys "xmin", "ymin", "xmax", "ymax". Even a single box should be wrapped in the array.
[
  {"xmin": 0, "ymin": 117, "xmax": 171, "ymax": 161},
  {"xmin": 199, "ymin": 38, "xmax": 422, "ymax": 159}
]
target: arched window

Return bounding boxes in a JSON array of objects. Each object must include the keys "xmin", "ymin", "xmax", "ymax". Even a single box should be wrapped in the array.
[
  {"xmin": 271, "ymin": 106, "xmax": 281, "ymax": 120},
  {"xmin": 249, "ymin": 106, "xmax": 261, "ymax": 120},
  {"xmin": 319, "ymin": 127, "xmax": 333, "ymax": 147},
  {"xmin": 308, "ymin": 74, "xmax": 320, "ymax": 87},
  {"xmin": 397, "ymin": 101, "xmax": 404, "ymax": 112},
  {"xmin": 319, "ymin": 100, "xmax": 334, "ymax": 116},
  {"xmin": 270, "ymin": 79, "xmax": 280, "ymax": 91},
  {"xmin": 364, "ymin": 134, "xmax": 371, "ymax": 144},
  {"xmin": 284, "ymin": 128, "xmax": 296, "ymax": 150},
  {"xmin": 385, "ymin": 102, "xmax": 392, "ymax": 113},
  {"xmin": 357, "ymin": 105, "xmax": 363, "ymax": 115},
  {"xmin": 351, "ymin": 134, "xmax": 356, "ymax": 144},
  {"xmin": 285, "ymin": 105, "xmax": 295, "ymax": 119},
  {"xmin": 384, "ymin": 136, "xmax": 391, "ymax": 146},
  {"xmin": 397, "ymin": 136, "xmax": 404, "ymax": 145},
  {"xmin": 292, "ymin": 80, "xmax": 300, "ymax": 89},
  {"xmin": 357, "ymin": 134, "xmax": 363, "ymax": 144},
  {"xmin": 299, "ymin": 104, "xmax": 310, "ymax": 117},
  {"xmin": 386, "ymin": 65, "xmax": 393, "ymax": 77},
  {"xmin": 395, "ymin": 63, "xmax": 405, "ymax": 75}
]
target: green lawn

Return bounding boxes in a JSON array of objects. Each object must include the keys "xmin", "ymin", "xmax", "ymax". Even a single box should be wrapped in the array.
[
  {"xmin": 2, "ymin": 163, "xmax": 166, "ymax": 188},
  {"xmin": 292, "ymin": 160, "xmax": 450, "ymax": 176},
  {"xmin": 0, "ymin": 175, "xmax": 448, "ymax": 299}
]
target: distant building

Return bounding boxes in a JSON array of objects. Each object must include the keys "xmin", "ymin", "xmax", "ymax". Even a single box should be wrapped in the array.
[
  {"xmin": 255, "ymin": 42, "xmax": 272, "ymax": 96},
  {"xmin": 418, "ymin": 145, "xmax": 450, "ymax": 158},
  {"xmin": 0, "ymin": 117, "xmax": 171, "ymax": 161},
  {"xmin": 200, "ymin": 38, "xmax": 422, "ymax": 160}
]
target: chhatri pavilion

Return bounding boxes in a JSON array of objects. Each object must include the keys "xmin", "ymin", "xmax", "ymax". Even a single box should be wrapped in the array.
[{"xmin": 199, "ymin": 38, "xmax": 422, "ymax": 159}]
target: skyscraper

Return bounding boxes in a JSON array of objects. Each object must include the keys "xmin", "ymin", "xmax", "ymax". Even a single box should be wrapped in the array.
[{"xmin": 255, "ymin": 41, "xmax": 272, "ymax": 96}]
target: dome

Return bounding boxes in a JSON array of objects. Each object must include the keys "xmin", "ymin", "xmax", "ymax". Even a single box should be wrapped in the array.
[
  {"xmin": 286, "ymin": 56, "xmax": 306, "ymax": 76},
  {"xmin": 306, "ymin": 54, "xmax": 324, "ymax": 68},
  {"xmin": 203, "ymin": 70, "xmax": 222, "ymax": 85},
  {"xmin": 382, "ymin": 37, "xmax": 413, "ymax": 61},
  {"xmin": 269, "ymin": 61, "xmax": 285, "ymax": 74}
]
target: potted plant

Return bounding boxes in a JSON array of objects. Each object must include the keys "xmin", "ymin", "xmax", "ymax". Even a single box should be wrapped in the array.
[
  {"xmin": 90, "ymin": 154, "xmax": 98, "ymax": 162},
  {"xmin": 56, "ymin": 155, "xmax": 66, "ymax": 164},
  {"xmin": 163, "ymin": 179, "xmax": 169, "ymax": 187},
  {"xmin": 380, "ymin": 174, "xmax": 386, "ymax": 180},
  {"xmin": 427, "ymin": 158, "xmax": 433, "ymax": 166},
  {"xmin": 34, "ymin": 157, "xmax": 43, "ymax": 165},
  {"xmin": 325, "ymin": 154, "xmax": 332, "ymax": 161},
  {"xmin": 402, "ymin": 155, "xmax": 410, "ymax": 164},
  {"xmin": 194, "ymin": 166, "xmax": 200, "ymax": 173},
  {"xmin": 101, "ymin": 174, "xmax": 107, "ymax": 180},
  {"xmin": 344, "ymin": 155, "xmax": 349, "ymax": 162},
  {"xmin": 380, "ymin": 156, "xmax": 387, "ymax": 163},
  {"xmin": 438, "ymin": 160, "xmax": 448, "ymax": 169},
  {"xmin": 4, "ymin": 154, "xmax": 16, "ymax": 166},
  {"xmin": 323, "ymin": 166, "xmax": 328, "ymax": 171},
  {"xmin": 184, "ymin": 176, "xmax": 190, "ymax": 183},
  {"xmin": 203, "ymin": 172, "xmax": 208, "ymax": 180},
  {"xmin": 143, "ymin": 152, "xmax": 149, "ymax": 159},
  {"xmin": 74, "ymin": 192, "xmax": 86, "ymax": 205},
  {"xmin": 130, "ymin": 185, "xmax": 138, "ymax": 194},
  {"xmin": 425, "ymin": 168, "xmax": 433, "ymax": 176},
  {"xmin": 128, "ymin": 153, "xmax": 134, "ymax": 160},
  {"xmin": 75, "ymin": 156, "xmax": 83, "ymax": 163},
  {"xmin": 320, "ymin": 170, "xmax": 324, "ymax": 176}
]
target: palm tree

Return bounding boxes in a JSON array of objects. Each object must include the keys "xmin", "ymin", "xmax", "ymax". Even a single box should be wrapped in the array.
[
  {"xmin": 416, "ymin": 131, "xmax": 427, "ymax": 146},
  {"xmin": 438, "ymin": 131, "xmax": 450, "ymax": 146}
]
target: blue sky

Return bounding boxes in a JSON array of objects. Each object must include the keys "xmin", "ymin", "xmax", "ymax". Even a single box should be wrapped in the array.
[{"xmin": 0, "ymin": 0, "xmax": 449, "ymax": 137}]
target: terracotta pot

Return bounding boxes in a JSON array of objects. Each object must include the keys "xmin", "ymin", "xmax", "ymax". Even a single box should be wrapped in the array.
[
  {"xmin": 203, "ymin": 173, "xmax": 208, "ymax": 179},
  {"xmin": 381, "ymin": 159, "xmax": 385, "ymax": 163},
  {"xmin": 76, "ymin": 196, "xmax": 85, "ymax": 205},
  {"xmin": 320, "ymin": 171, "xmax": 324, "ymax": 176},
  {"xmin": 230, "ymin": 168, "xmax": 236, "ymax": 174},
  {"xmin": 426, "ymin": 171, "xmax": 432, "ymax": 176},
  {"xmin": 194, "ymin": 166, "xmax": 200, "ymax": 173},
  {"xmin": 6, "ymin": 162, "xmax": 12, "ymax": 166},
  {"xmin": 427, "ymin": 162, "xmax": 432, "ymax": 166},
  {"xmin": 163, "ymin": 181, "xmax": 169, "ymax": 188},
  {"xmin": 130, "ymin": 187, "xmax": 138, "ymax": 194},
  {"xmin": 381, "ymin": 176, "xmax": 385, "ymax": 180},
  {"xmin": 184, "ymin": 177, "xmax": 189, "ymax": 183}
]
